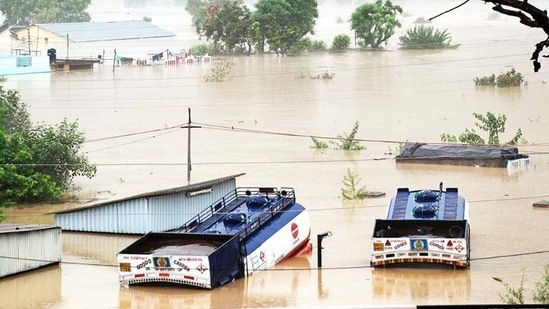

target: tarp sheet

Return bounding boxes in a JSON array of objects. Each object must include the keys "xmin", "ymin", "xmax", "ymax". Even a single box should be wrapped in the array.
[{"xmin": 397, "ymin": 143, "xmax": 525, "ymax": 159}]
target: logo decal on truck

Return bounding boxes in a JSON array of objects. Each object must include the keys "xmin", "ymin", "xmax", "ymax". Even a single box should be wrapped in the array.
[
  {"xmin": 196, "ymin": 263, "xmax": 208, "ymax": 274},
  {"xmin": 374, "ymin": 243, "xmax": 384, "ymax": 251},
  {"xmin": 411, "ymin": 239, "xmax": 428, "ymax": 251},
  {"xmin": 153, "ymin": 257, "xmax": 170, "ymax": 268},
  {"xmin": 291, "ymin": 222, "xmax": 299, "ymax": 239}
]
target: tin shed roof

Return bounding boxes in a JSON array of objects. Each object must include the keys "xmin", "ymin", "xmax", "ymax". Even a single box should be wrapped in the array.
[
  {"xmin": 0, "ymin": 223, "xmax": 60, "ymax": 233},
  {"xmin": 36, "ymin": 20, "xmax": 175, "ymax": 42},
  {"xmin": 51, "ymin": 173, "xmax": 246, "ymax": 214}
]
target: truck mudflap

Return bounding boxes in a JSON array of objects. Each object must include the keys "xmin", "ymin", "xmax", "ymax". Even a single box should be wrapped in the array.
[
  {"xmin": 118, "ymin": 233, "xmax": 242, "ymax": 289},
  {"xmin": 371, "ymin": 219, "xmax": 470, "ymax": 268}
]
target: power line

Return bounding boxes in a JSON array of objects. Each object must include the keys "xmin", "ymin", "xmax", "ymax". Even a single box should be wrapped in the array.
[
  {"xmin": 81, "ymin": 120, "xmax": 549, "ymax": 152},
  {"xmin": 85, "ymin": 127, "xmax": 183, "ymax": 153},
  {"xmin": 1, "ymin": 249, "xmax": 547, "ymax": 271},
  {"xmin": 85, "ymin": 123, "xmax": 184, "ymax": 143},
  {"xmin": 7, "ymin": 193, "xmax": 549, "ymax": 217},
  {"xmin": 2, "ymin": 117, "xmax": 548, "ymax": 164}
]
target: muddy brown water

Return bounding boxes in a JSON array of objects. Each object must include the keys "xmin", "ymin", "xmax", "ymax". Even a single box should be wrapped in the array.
[{"xmin": 2, "ymin": 1, "xmax": 549, "ymax": 308}]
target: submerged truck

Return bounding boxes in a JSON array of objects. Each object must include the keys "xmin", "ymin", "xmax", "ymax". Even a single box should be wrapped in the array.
[
  {"xmin": 117, "ymin": 187, "xmax": 311, "ymax": 289},
  {"xmin": 371, "ymin": 183, "xmax": 470, "ymax": 268}
]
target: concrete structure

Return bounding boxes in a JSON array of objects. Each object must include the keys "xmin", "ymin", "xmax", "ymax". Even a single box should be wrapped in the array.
[
  {"xmin": 0, "ymin": 54, "xmax": 51, "ymax": 75},
  {"xmin": 53, "ymin": 174, "xmax": 245, "ymax": 234},
  {"xmin": 0, "ymin": 224, "xmax": 62, "ymax": 278}
]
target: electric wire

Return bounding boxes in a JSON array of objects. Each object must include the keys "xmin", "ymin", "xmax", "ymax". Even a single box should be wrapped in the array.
[
  {"xmin": 3, "ymin": 118, "xmax": 549, "ymax": 166},
  {"xmin": 1, "ymin": 248, "xmax": 547, "ymax": 271},
  {"xmin": 5, "ymin": 195, "xmax": 549, "ymax": 270}
]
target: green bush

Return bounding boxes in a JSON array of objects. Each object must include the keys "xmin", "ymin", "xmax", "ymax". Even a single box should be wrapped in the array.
[
  {"xmin": 495, "ymin": 264, "xmax": 549, "ymax": 305},
  {"xmin": 331, "ymin": 120, "xmax": 366, "ymax": 150},
  {"xmin": 474, "ymin": 69, "xmax": 524, "ymax": 87},
  {"xmin": 496, "ymin": 68, "xmax": 524, "ymax": 87},
  {"xmin": 331, "ymin": 34, "xmax": 351, "ymax": 52},
  {"xmin": 310, "ymin": 136, "xmax": 328, "ymax": 148},
  {"xmin": 311, "ymin": 40, "xmax": 328, "ymax": 51},
  {"xmin": 189, "ymin": 44, "xmax": 210, "ymax": 56},
  {"xmin": 399, "ymin": 25, "xmax": 459, "ymax": 49},
  {"xmin": 287, "ymin": 38, "xmax": 312, "ymax": 55},
  {"xmin": 203, "ymin": 58, "xmax": 232, "ymax": 82},
  {"xmin": 534, "ymin": 265, "xmax": 549, "ymax": 303},
  {"xmin": 474, "ymin": 74, "xmax": 496, "ymax": 86}
]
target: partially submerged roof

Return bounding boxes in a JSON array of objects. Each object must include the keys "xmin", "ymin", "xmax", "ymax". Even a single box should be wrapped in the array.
[
  {"xmin": 0, "ymin": 223, "xmax": 60, "ymax": 233},
  {"xmin": 387, "ymin": 188, "xmax": 466, "ymax": 221},
  {"xmin": 398, "ymin": 143, "xmax": 524, "ymax": 158},
  {"xmin": 37, "ymin": 20, "xmax": 175, "ymax": 42},
  {"xmin": 51, "ymin": 173, "xmax": 245, "ymax": 215},
  {"xmin": 395, "ymin": 142, "xmax": 529, "ymax": 168}
]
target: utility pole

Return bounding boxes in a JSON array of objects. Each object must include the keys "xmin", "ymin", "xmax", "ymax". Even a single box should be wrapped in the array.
[
  {"xmin": 181, "ymin": 108, "xmax": 201, "ymax": 183},
  {"xmin": 27, "ymin": 28, "xmax": 31, "ymax": 55},
  {"xmin": 113, "ymin": 49, "xmax": 117, "ymax": 72}
]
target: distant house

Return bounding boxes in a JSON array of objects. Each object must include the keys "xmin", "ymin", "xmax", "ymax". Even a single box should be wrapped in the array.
[{"xmin": 0, "ymin": 20, "xmax": 175, "ymax": 55}]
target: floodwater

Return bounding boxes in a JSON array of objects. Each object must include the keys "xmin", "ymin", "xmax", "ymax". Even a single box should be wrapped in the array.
[{"xmin": 3, "ymin": 0, "xmax": 549, "ymax": 308}]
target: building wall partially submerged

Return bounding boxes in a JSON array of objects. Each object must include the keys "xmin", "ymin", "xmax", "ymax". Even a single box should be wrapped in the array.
[
  {"xmin": 53, "ymin": 174, "xmax": 244, "ymax": 234},
  {"xmin": 0, "ymin": 224, "xmax": 62, "ymax": 278}
]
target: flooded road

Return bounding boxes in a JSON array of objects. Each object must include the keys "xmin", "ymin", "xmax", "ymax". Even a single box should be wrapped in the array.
[{"xmin": 3, "ymin": 0, "xmax": 549, "ymax": 308}]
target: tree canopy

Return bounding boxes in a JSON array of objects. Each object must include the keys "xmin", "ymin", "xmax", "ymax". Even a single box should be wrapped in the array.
[
  {"xmin": 254, "ymin": 0, "xmax": 318, "ymax": 55},
  {"xmin": 351, "ymin": 0, "xmax": 402, "ymax": 49},
  {"xmin": 186, "ymin": 0, "xmax": 318, "ymax": 55},
  {"xmin": 186, "ymin": 0, "xmax": 256, "ymax": 54},
  {"xmin": 0, "ymin": 0, "xmax": 91, "ymax": 25},
  {"xmin": 432, "ymin": 0, "xmax": 549, "ymax": 72},
  {"xmin": 0, "ymin": 85, "xmax": 96, "ymax": 208}
]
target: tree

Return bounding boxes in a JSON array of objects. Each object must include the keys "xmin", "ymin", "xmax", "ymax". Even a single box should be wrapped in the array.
[
  {"xmin": 185, "ymin": 0, "xmax": 207, "ymax": 28},
  {"xmin": 432, "ymin": 1, "xmax": 549, "ymax": 72},
  {"xmin": 215, "ymin": 1, "xmax": 254, "ymax": 54},
  {"xmin": 0, "ymin": 85, "xmax": 96, "ymax": 206},
  {"xmin": 186, "ymin": 0, "xmax": 257, "ymax": 54},
  {"xmin": 0, "ymin": 87, "xmax": 31, "ymax": 134},
  {"xmin": 0, "ymin": 0, "xmax": 91, "ymax": 25},
  {"xmin": 440, "ymin": 112, "xmax": 526, "ymax": 146},
  {"xmin": 27, "ymin": 119, "xmax": 96, "ymax": 190},
  {"xmin": 253, "ymin": 0, "xmax": 318, "ymax": 55},
  {"xmin": 350, "ymin": 0, "xmax": 402, "ymax": 49},
  {"xmin": 0, "ymin": 109, "xmax": 62, "ymax": 206},
  {"xmin": 203, "ymin": 0, "xmax": 255, "ymax": 54},
  {"xmin": 341, "ymin": 168, "xmax": 367, "ymax": 200}
]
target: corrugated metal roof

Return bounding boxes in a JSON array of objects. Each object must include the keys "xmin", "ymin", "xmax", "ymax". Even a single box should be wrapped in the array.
[
  {"xmin": 36, "ymin": 20, "xmax": 176, "ymax": 42},
  {"xmin": 0, "ymin": 223, "xmax": 60, "ymax": 234},
  {"xmin": 51, "ymin": 173, "xmax": 246, "ymax": 215}
]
